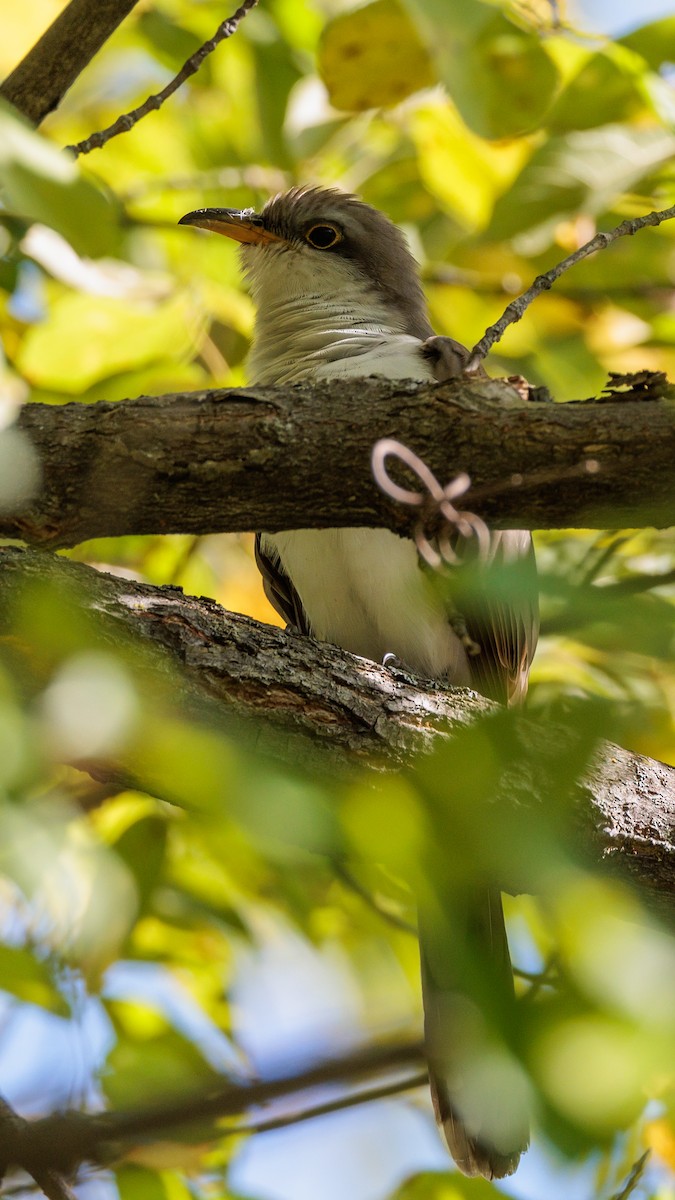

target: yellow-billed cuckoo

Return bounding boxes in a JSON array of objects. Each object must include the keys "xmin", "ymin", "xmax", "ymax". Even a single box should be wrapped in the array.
[{"xmin": 180, "ymin": 187, "xmax": 538, "ymax": 1179}]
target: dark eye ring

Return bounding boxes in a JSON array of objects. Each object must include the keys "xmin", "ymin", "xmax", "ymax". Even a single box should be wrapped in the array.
[{"xmin": 305, "ymin": 224, "xmax": 342, "ymax": 249}]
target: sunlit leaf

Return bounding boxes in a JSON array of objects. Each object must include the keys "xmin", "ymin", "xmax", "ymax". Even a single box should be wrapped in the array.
[
  {"xmin": 547, "ymin": 46, "xmax": 647, "ymax": 134},
  {"xmin": 115, "ymin": 814, "xmax": 168, "ymax": 912},
  {"xmin": 389, "ymin": 1169, "xmax": 501, "ymax": 1198},
  {"xmin": 0, "ymin": 101, "xmax": 120, "ymax": 257},
  {"xmin": 117, "ymin": 1164, "xmax": 172, "ymax": 1200},
  {"xmin": 138, "ymin": 11, "xmax": 203, "ymax": 71},
  {"xmin": 621, "ymin": 16, "xmax": 675, "ymax": 69},
  {"xmin": 488, "ymin": 125, "xmax": 675, "ymax": 241},
  {"xmin": 404, "ymin": 0, "xmax": 558, "ymax": 138},
  {"xmin": 0, "ymin": 944, "xmax": 69, "ymax": 1014},
  {"xmin": 16, "ymin": 292, "xmax": 198, "ymax": 392},
  {"xmin": 104, "ymin": 1021, "xmax": 222, "ymax": 1110},
  {"xmin": 251, "ymin": 35, "xmax": 302, "ymax": 166},
  {"xmin": 318, "ymin": 0, "xmax": 435, "ymax": 112}
]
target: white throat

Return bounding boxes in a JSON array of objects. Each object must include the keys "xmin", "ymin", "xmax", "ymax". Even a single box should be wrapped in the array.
[{"xmin": 243, "ymin": 242, "xmax": 414, "ymax": 386}]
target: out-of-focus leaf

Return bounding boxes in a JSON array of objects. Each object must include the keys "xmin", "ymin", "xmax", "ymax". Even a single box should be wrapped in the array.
[
  {"xmin": 621, "ymin": 16, "xmax": 675, "ymax": 69},
  {"xmin": 0, "ymin": 945, "xmax": 69, "ymax": 1014},
  {"xmin": 645, "ymin": 1116, "xmax": 675, "ymax": 1171},
  {"xmin": 487, "ymin": 126, "xmax": 675, "ymax": 241},
  {"xmin": 389, "ymin": 1170, "xmax": 501, "ymax": 1198},
  {"xmin": 138, "ymin": 11, "xmax": 203, "ymax": 71},
  {"xmin": 533, "ymin": 1014, "xmax": 655, "ymax": 1134},
  {"xmin": 15, "ymin": 292, "xmax": 197, "ymax": 392},
  {"xmin": 0, "ymin": 102, "xmax": 120, "ymax": 258},
  {"xmin": 116, "ymin": 1165, "xmax": 171, "ymax": 1200},
  {"xmin": 404, "ymin": 0, "xmax": 558, "ymax": 138},
  {"xmin": 318, "ymin": 0, "xmax": 435, "ymax": 112},
  {"xmin": 412, "ymin": 104, "xmax": 528, "ymax": 230},
  {"xmin": 547, "ymin": 46, "xmax": 647, "ymax": 134},
  {"xmin": 252, "ymin": 37, "xmax": 302, "ymax": 166},
  {"xmin": 115, "ymin": 815, "xmax": 168, "ymax": 912},
  {"xmin": 104, "ymin": 1022, "xmax": 221, "ymax": 1110}
]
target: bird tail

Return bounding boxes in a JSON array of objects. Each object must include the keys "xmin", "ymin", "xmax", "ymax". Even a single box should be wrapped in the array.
[{"xmin": 419, "ymin": 887, "xmax": 529, "ymax": 1179}]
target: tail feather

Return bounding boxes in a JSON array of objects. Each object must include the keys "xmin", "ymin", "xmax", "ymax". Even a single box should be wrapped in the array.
[{"xmin": 420, "ymin": 887, "xmax": 529, "ymax": 1180}]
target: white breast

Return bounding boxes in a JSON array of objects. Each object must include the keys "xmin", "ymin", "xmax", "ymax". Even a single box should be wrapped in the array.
[
  {"xmin": 266, "ymin": 525, "xmax": 470, "ymax": 681},
  {"xmin": 260, "ymin": 335, "xmax": 470, "ymax": 683}
]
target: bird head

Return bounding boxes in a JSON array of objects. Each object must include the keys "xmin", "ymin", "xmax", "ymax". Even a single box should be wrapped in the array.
[{"xmin": 179, "ymin": 186, "xmax": 433, "ymax": 339}]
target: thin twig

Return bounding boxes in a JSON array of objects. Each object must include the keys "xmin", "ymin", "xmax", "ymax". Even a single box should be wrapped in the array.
[
  {"xmin": 12, "ymin": 1040, "xmax": 425, "ymax": 1177},
  {"xmin": 608, "ymin": 1150, "xmax": 650, "ymax": 1200},
  {"xmin": 467, "ymin": 204, "xmax": 675, "ymax": 371},
  {"xmin": 65, "ymin": 0, "xmax": 259, "ymax": 157},
  {"xmin": 221, "ymin": 1070, "xmax": 429, "ymax": 1139}
]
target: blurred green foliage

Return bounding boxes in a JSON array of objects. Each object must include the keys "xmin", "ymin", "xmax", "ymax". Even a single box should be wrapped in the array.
[{"xmin": 0, "ymin": 0, "xmax": 674, "ymax": 1198}]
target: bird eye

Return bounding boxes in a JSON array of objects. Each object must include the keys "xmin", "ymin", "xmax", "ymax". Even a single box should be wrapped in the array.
[{"xmin": 305, "ymin": 224, "xmax": 342, "ymax": 249}]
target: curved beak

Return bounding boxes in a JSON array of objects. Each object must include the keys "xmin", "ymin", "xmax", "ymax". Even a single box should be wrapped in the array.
[{"xmin": 178, "ymin": 207, "xmax": 283, "ymax": 245}]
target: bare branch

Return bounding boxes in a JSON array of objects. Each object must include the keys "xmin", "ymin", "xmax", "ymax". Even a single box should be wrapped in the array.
[
  {"xmin": 6, "ymin": 1040, "xmax": 425, "ymax": 1178},
  {"xmin": 609, "ymin": 1151, "xmax": 650, "ymax": 1200},
  {"xmin": 65, "ymin": 0, "xmax": 259, "ymax": 158},
  {"xmin": 0, "ymin": 1095, "xmax": 76, "ymax": 1200},
  {"xmin": 467, "ymin": 205, "xmax": 675, "ymax": 371},
  {"xmin": 5, "ymin": 376, "xmax": 675, "ymax": 550},
  {"xmin": 0, "ymin": 0, "xmax": 143, "ymax": 126},
  {"xmin": 220, "ymin": 1070, "xmax": 429, "ymax": 1139}
]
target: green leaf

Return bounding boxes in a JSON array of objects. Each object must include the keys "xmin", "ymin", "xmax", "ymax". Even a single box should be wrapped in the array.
[
  {"xmin": 104, "ymin": 1023, "xmax": 221, "ymax": 1111},
  {"xmin": 620, "ymin": 16, "xmax": 675, "ymax": 69},
  {"xmin": 117, "ymin": 1165, "xmax": 171, "ymax": 1200},
  {"xmin": 404, "ymin": 1, "xmax": 559, "ymax": 138},
  {"xmin": 0, "ymin": 101, "xmax": 120, "ymax": 258},
  {"xmin": 138, "ymin": 11, "xmax": 204, "ymax": 71},
  {"xmin": 487, "ymin": 125, "xmax": 675, "ymax": 241},
  {"xmin": 0, "ymin": 945, "xmax": 69, "ymax": 1014},
  {"xmin": 114, "ymin": 815, "xmax": 168, "ymax": 913},
  {"xmin": 547, "ymin": 46, "xmax": 647, "ymax": 134},
  {"xmin": 252, "ymin": 38, "xmax": 303, "ymax": 166},
  {"xmin": 15, "ymin": 292, "xmax": 197, "ymax": 392},
  {"xmin": 389, "ymin": 1170, "xmax": 501, "ymax": 1199},
  {"xmin": 318, "ymin": 0, "xmax": 435, "ymax": 112}
]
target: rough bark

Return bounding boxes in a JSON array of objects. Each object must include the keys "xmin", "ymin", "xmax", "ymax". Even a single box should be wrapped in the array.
[
  {"xmin": 0, "ymin": 0, "xmax": 143, "ymax": 125},
  {"xmin": 2, "ymin": 546, "xmax": 672, "ymax": 917},
  {"xmin": 3, "ymin": 378, "xmax": 675, "ymax": 550}
]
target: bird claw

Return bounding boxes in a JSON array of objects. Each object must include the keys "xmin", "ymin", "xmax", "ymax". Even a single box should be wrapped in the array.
[{"xmin": 421, "ymin": 335, "xmax": 474, "ymax": 382}]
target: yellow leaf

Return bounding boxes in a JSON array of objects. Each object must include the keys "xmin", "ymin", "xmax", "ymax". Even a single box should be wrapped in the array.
[
  {"xmin": 16, "ymin": 292, "xmax": 198, "ymax": 392},
  {"xmin": 645, "ymin": 1118, "xmax": 675, "ymax": 1170},
  {"xmin": 318, "ymin": 0, "xmax": 435, "ymax": 112}
]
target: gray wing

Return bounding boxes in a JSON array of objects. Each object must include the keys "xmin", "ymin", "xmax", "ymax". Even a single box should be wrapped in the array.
[
  {"xmin": 254, "ymin": 533, "xmax": 311, "ymax": 635},
  {"xmin": 423, "ymin": 335, "xmax": 539, "ymax": 706},
  {"xmin": 420, "ymin": 885, "xmax": 529, "ymax": 1179}
]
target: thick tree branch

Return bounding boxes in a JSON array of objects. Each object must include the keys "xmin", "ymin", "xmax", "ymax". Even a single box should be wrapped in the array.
[
  {"xmin": 1, "ymin": 547, "xmax": 673, "ymax": 914},
  {"xmin": 5, "ymin": 377, "xmax": 675, "ymax": 550},
  {"xmin": 0, "ymin": 0, "xmax": 143, "ymax": 126}
]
